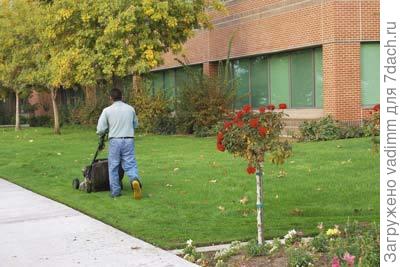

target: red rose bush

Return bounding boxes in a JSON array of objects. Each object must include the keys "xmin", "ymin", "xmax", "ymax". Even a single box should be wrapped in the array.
[
  {"xmin": 216, "ymin": 104, "xmax": 292, "ymax": 244},
  {"xmin": 216, "ymin": 104, "xmax": 292, "ymax": 174}
]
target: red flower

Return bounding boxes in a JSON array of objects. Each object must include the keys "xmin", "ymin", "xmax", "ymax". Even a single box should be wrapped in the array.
[
  {"xmin": 236, "ymin": 120, "xmax": 245, "ymax": 128},
  {"xmin": 224, "ymin": 121, "xmax": 233, "ymax": 129},
  {"xmin": 258, "ymin": 126, "xmax": 267, "ymax": 137},
  {"xmin": 242, "ymin": 104, "xmax": 252, "ymax": 113},
  {"xmin": 247, "ymin": 166, "xmax": 256, "ymax": 174},
  {"xmin": 259, "ymin": 106, "xmax": 266, "ymax": 113},
  {"xmin": 266, "ymin": 104, "xmax": 275, "ymax": 111},
  {"xmin": 279, "ymin": 103, "xmax": 287, "ymax": 109},
  {"xmin": 249, "ymin": 118, "xmax": 259, "ymax": 128},
  {"xmin": 373, "ymin": 104, "xmax": 380, "ymax": 112},
  {"xmin": 235, "ymin": 110, "xmax": 244, "ymax": 121},
  {"xmin": 217, "ymin": 132, "xmax": 224, "ymax": 142},
  {"xmin": 217, "ymin": 142, "xmax": 225, "ymax": 152}
]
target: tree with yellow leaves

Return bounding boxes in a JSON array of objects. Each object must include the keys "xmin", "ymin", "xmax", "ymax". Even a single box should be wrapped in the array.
[
  {"xmin": 38, "ymin": 0, "xmax": 223, "ymax": 134},
  {"xmin": 0, "ymin": 0, "xmax": 43, "ymax": 131}
]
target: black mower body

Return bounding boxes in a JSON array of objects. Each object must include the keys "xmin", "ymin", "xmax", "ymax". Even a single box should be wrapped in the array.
[{"xmin": 82, "ymin": 159, "xmax": 124, "ymax": 192}]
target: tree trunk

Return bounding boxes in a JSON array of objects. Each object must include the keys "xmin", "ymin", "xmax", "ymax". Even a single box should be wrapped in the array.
[
  {"xmin": 256, "ymin": 165, "xmax": 265, "ymax": 245},
  {"xmin": 50, "ymin": 87, "xmax": 61, "ymax": 135},
  {"xmin": 84, "ymin": 86, "xmax": 97, "ymax": 105},
  {"xmin": 15, "ymin": 91, "xmax": 21, "ymax": 131}
]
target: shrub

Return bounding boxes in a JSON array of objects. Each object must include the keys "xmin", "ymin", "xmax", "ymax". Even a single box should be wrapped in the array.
[
  {"xmin": 176, "ymin": 64, "xmax": 235, "ymax": 136},
  {"xmin": 217, "ymin": 104, "xmax": 292, "ymax": 172},
  {"xmin": 339, "ymin": 124, "xmax": 365, "ymax": 139},
  {"xmin": 130, "ymin": 79, "xmax": 172, "ymax": 134},
  {"xmin": 28, "ymin": 115, "xmax": 52, "ymax": 127},
  {"xmin": 0, "ymin": 114, "xmax": 12, "ymax": 125},
  {"xmin": 286, "ymin": 247, "xmax": 314, "ymax": 267},
  {"xmin": 152, "ymin": 114, "xmax": 176, "ymax": 135},
  {"xmin": 245, "ymin": 239, "xmax": 270, "ymax": 257},
  {"xmin": 311, "ymin": 233, "xmax": 328, "ymax": 252},
  {"xmin": 363, "ymin": 105, "xmax": 380, "ymax": 151},
  {"xmin": 299, "ymin": 116, "xmax": 340, "ymax": 141}
]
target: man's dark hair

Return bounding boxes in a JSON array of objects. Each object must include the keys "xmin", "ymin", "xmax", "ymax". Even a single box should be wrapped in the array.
[{"xmin": 109, "ymin": 88, "xmax": 122, "ymax": 101}]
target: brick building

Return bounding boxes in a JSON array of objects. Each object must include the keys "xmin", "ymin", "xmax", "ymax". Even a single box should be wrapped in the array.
[{"xmin": 149, "ymin": 0, "xmax": 380, "ymax": 123}]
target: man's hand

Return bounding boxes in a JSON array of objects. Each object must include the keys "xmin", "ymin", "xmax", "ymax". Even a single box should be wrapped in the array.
[{"xmin": 98, "ymin": 134, "xmax": 107, "ymax": 151}]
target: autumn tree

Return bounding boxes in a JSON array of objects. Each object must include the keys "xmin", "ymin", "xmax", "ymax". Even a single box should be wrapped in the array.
[
  {"xmin": 39, "ymin": 0, "xmax": 223, "ymax": 134},
  {"xmin": 0, "ymin": 0, "xmax": 42, "ymax": 130}
]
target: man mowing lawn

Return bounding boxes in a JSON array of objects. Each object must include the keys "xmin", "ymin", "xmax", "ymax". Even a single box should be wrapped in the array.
[{"xmin": 97, "ymin": 88, "xmax": 142, "ymax": 199}]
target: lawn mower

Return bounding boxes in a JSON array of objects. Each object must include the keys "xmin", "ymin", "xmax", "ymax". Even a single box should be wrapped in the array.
[{"xmin": 72, "ymin": 133, "xmax": 124, "ymax": 193}]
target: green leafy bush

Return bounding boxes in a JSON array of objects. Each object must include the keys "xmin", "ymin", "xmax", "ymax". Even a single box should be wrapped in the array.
[
  {"xmin": 0, "ymin": 114, "xmax": 12, "ymax": 125},
  {"xmin": 152, "ymin": 114, "xmax": 176, "ymax": 135},
  {"xmin": 311, "ymin": 233, "xmax": 328, "ymax": 252},
  {"xmin": 28, "ymin": 115, "xmax": 52, "ymax": 127},
  {"xmin": 286, "ymin": 247, "xmax": 314, "ymax": 267},
  {"xmin": 245, "ymin": 239, "xmax": 270, "ymax": 257},
  {"xmin": 176, "ymin": 64, "xmax": 235, "ymax": 136},
  {"xmin": 130, "ymin": 80, "xmax": 172, "ymax": 134},
  {"xmin": 299, "ymin": 116, "xmax": 340, "ymax": 141}
]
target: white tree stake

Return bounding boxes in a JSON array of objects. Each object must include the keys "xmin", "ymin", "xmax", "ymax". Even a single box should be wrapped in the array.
[{"xmin": 256, "ymin": 164, "xmax": 264, "ymax": 245}]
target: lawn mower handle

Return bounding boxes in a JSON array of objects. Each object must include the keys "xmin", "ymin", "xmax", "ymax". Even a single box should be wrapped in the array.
[{"xmin": 91, "ymin": 133, "xmax": 107, "ymax": 164}]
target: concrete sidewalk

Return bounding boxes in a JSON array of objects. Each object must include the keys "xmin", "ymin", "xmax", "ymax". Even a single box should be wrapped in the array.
[{"xmin": 0, "ymin": 179, "xmax": 197, "ymax": 267}]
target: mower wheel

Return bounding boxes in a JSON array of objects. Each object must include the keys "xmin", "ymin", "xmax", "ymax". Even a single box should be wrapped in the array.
[{"xmin": 72, "ymin": 178, "xmax": 80, "ymax": 190}]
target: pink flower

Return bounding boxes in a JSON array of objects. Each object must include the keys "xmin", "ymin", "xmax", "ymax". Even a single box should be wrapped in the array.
[
  {"xmin": 331, "ymin": 256, "xmax": 341, "ymax": 267},
  {"xmin": 343, "ymin": 252, "xmax": 355, "ymax": 267}
]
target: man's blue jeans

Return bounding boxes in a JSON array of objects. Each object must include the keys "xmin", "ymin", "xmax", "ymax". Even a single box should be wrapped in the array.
[{"xmin": 108, "ymin": 138, "xmax": 140, "ymax": 196}]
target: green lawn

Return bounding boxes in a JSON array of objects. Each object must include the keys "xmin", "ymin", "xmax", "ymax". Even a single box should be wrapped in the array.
[{"xmin": 0, "ymin": 127, "xmax": 379, "ymax": 249}]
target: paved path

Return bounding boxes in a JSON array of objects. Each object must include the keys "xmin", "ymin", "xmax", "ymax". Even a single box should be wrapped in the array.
[{"xmin": 0, "ymin": 179, "xmax": 197, "ymax": 267}]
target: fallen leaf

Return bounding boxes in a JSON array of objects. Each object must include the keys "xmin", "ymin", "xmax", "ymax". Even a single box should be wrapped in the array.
[
  {"xmin": 277, "ymin": 170, "xmax": 287, "ymax": 178},
  {"xmin": 131, "ymin": 246, "xmax": 140, "ymax": 250},
  {"xmin": 239, "ymin": 196, "xmax": 248, "ymax": 205}
]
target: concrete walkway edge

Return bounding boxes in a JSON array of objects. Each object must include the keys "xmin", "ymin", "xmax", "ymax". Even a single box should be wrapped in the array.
[{"xmin": 0, "ymin": 178, "xmax": 197, "ymax": 267}]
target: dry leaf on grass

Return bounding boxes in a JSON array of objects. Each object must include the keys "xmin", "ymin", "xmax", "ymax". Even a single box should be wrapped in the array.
[{"xmin": 239, "ymin": 196, "xmax": 248, "ymax": 205}]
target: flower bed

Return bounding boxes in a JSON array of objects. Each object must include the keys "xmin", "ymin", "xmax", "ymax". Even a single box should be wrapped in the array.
[{"xmin": 181, "ymin": 221, "xmax": 379, "ymax": 267}]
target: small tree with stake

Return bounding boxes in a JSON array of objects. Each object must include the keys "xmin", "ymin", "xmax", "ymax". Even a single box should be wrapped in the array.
[{"xmin": 217, "ymin": 104, "xmax": 292, "ymax": 245}]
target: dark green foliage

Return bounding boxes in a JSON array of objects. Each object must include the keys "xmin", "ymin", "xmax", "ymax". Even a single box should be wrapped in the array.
[
  {"xmin": 176, "ymin": 60, "xmax": 235, "ymax": 137},
  {"xmin": 152, "ymin": 115, "xmax": 177, "ymax": 135},
  {"xmin": 130, "ymin": 80, "xmax": 172, "ymax": 134},
  {"xmin": 245, "ymin": 239, "xmax": 270, "ymax": 257},
  {"xmin": 28, "ymin": 115, "xmax": 52, "ymax": 127},
  {"xmin": 299, "ymin": 116, "xmax": 369, "ymax": 142},
  {"xmin": 286, "ymin": 247, "xmax": 314, "ymax": 267},
  {"xmin": 311, "ymin": 233, "xmax": 329, "ymax": 252},
  {"xmin": 0, "ymin": 114, "xmax": 12, "ymax": 125}
]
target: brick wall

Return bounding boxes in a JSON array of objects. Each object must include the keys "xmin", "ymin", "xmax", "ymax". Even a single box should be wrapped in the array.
[{"xmin": 155, "ymin": 0, "xmax": 380, "ymax": 122}]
